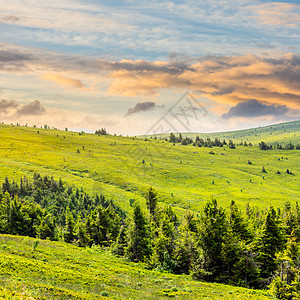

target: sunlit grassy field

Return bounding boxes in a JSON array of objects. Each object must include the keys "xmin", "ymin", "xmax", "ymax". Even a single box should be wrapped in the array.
[
  {"xmin": 0, "ymin": 121, "xmax": 299, "ymax": 216},
  {"xmin": 0, "ymin": 234, "xmax": 272, "ymax": 299}
]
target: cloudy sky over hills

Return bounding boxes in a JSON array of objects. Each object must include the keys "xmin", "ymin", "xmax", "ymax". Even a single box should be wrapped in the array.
[{"xmin": 0, "ymin": 0, "xmax": 299, "ymax": 134}]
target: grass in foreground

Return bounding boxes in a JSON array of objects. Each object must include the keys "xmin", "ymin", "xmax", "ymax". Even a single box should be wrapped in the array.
[{"xmin": 0, "ymin": 234, "xmax": 272, "ymax": 299}]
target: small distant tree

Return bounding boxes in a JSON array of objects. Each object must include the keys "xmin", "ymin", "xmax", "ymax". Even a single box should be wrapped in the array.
[
  {"xmin": 285, "ymin": 142, "xmax": 294, "ymax": 150},
  {"xmin": 259, "ymin": 141, "xmax": 269, "ymax": 150},
  {"xmin": 177, "ymin": 133, "xmax": 182, "ymax": 143},
  {"xmin": 146, "ymin": 187, "xmax": 158, "ymax": 219},
  {"xmin": 228, "ymin": 140, "xmax": 235, "ymax": 149},
  {"xmin": 181, "ymin": 139, "xmax": 188, "ymax": 145},
  {"xmin": 95, "ymin": 128, "xmax": 108, "ymax": 135},
  {"xmin": 169, "ymin": 133, "xmax": 176, "ymax": 143}
]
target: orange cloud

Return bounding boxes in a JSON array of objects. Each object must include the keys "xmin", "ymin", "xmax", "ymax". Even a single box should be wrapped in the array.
[
  {"xmin": 41, "ymin": 73, "xmax": 85, "ymax": 89},
  {"xmin": 108, "ymin": 54, "xmax": 300, "ymax": 111}
]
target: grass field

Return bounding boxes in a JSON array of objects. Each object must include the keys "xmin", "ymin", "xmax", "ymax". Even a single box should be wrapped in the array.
[
  {"xmin": 0, "ymin": 121, "xmax": 299, "ymax": 216},
  {"xmin": 0, "ymin": 234, "xmax": 272, "ymax": 299},
  {"xmin": 144, "ymin": 120, "xmax": 300, "ymax": 145}
]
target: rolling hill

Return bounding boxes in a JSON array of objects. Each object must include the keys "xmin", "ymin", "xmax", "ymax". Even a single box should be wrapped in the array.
[{"xmin": 0, "ymin": 121, "xmax": 299, "ymax": 216}]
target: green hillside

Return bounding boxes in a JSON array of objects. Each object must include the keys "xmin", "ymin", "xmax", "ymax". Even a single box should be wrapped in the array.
[
  {"xmin": 0, "ymin": 234, "xmax": 271, "ymax": 299},
  {"xmin": 144, "ymin": 120, "xmax": 300, "ymax": 145},
  {"xmin": 0, "ymin": 121, "xmax": 299, "ymax": 215}
]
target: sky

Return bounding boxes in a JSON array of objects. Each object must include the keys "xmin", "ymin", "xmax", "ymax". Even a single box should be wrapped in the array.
[{"xmin": 0, "ymin": 0, "xmax": 299, "ymax": 135}]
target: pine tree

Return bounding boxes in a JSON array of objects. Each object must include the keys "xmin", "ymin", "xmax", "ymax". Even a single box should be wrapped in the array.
[
  {"xmin": 149, "ymin": 206, "xmax": 177, "ymax": 271},
  {"xmin": 75, "ymin": 218, "xmax": 90, "ymax": 247},
  {"xmin": 169, "ymin": 133, "xmax": 176, "ymax": 143},
  {"xmin": 198, "ymin": 199, "xmax": 228, "ymax": 281},
  {"xmin": 175, "ymin": 210, "xmax": 199, "ymax": 274},
  {"xmin": 146, "ymin": 187, "xmax": 158, "ymax": 220},
  {"xmin": 112, "ymin": 225, "xmax": 127, "ymax": 256},
  {"xmin": 230, "ymin": 200, "xmax": 252, "ymax": 241},
  {"xmin": 36, "ymin": 214, "xmax": 56, "ymax": 240},
  {"xmin": 257, "ymin": 207, "xmax": 285, "ymax": 280},
  {"xmin": 126, "ymin": 204, "xmax": 150, "ymax": 262},
  {"xmin": 64, "ymin": 207, "xmax": 75, "ymax": 243}
]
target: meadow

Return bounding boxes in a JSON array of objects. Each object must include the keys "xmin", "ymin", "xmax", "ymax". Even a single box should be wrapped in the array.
[
  {"xmin": 0, "ymin": 234, "xmax": 272, "ymax": 299},
  {"xmin": 0, "ymin": 121, "xmax": 299, "ymax": 216},
  {"xmin": 0, "ymin": 121, "xmax": 299, "ymax": 299}
]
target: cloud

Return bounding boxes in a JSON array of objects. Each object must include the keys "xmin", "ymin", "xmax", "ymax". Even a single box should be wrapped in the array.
[
  {"xmin": 256, "ymin": 43, "xmax": 276, "ymax": 49},
  {"xmin": 17, "ymin": 100, "xmax": 46, "ymax": 115},
  {"xmin": 41, "ymin": 73, "xmax": 85, "ymax": 89},
  {"xmin": 0, "ymin": 44, "xmax": 300, "ymax": 115},
  {"xmin": 250, "ymin": 2, "xmax": 300, "ymax": 27},
  {"xmin": 125, "ymin": 101, "xmax": 156, "ymax": 116},
  {"xmin": 0, "ymin": 49, "xmax": 31, "ymax": 62},
  {"xmin": 1, "ymin": 15, "xmax": 20, "ymax": 23},
  {"xmin": 0, "ymin": 48, "xmax": 32, "ymax": 72},
  {"xmin": 108, "ymin": 54, "xmax": 300, "ymax": 112},
  {"xmin": 0, "ymin": 99, "xmax": 19, "ymax": 113},
  {"xmin": 221, "ymin": 99, "xmax": 289, "ymax": 119}
]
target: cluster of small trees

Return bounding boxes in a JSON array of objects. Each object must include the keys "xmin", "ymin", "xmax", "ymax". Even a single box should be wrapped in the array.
[
  {"xmin": 0, "ymin": 174, "xmax": 124, "ymax": 243},
  {"xmin": 260, "ymin": 141, "xmax": 300, "ymax": 150},
  {"xmin": 168, "ymin": 133, "xmax": 251, "ymax": 149},
  {"xmin": 1, "ymin": 176, "xmax": 300, "ymax": 297},
  {"xmin": 112, "ymin": 191, "xmax": 300, "ymax": 294},
  {"xmin": 95, "ymin": 128, "xmax": 108, "ymax": 135}
]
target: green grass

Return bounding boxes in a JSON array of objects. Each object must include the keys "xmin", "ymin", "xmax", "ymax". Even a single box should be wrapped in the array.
[
  {"xmin": 144, "ymin": 120, "xmax": 300, "ymax": 145},
  {"xmin": 0, "ymin": 234, "xmax": 272, "ymax": 299},
  {"xmin": 0, "ymin": 121, "xmax": 299, "ymax": 216}
]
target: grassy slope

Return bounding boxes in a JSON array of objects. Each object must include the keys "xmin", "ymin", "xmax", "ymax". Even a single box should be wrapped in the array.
[
  {"xmin": 0, "ymin": 122, "xmax": 299, "ymax": 215},
  {"xmin": 145, "ymin": 120, "xmax": 300, "ymax": 145},
  {"xmin": 0, "ymin": 234, "xmax": 272, "ymax": 300}
]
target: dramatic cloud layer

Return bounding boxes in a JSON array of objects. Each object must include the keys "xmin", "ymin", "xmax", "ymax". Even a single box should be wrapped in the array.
[
  {"xmin": 108, "ymin": 54, "xmax": 300, "ymax": 112},
  {"xmin": 125, "ymin": 101, "xmax": 156, "ymax": 116},
  {"xmin": 1, "ymin": 44, "xmax": 299, "ymax": 117},
  {"xmin": 221, "ymin": 99, "xmax": 289, "ymax": 119}
]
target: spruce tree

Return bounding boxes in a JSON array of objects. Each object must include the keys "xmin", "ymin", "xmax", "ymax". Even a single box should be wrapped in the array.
[
  {"xmin": 230, "ymin": 200, "xmax": 252, "ymax": 241},
  {"xmin": 198, "ymin": 199, "xmax": 227, "ymax": 281},
  {"xmin": 175, "ymin": 210, "xmax": 199, "ymax": 274},
  {"xmin": 64, "ymin": 206, "xmax": 75, "ymax": 243},
  {"xmin": 126, "ymin": 204, "xmax": 150, "ymax": 262},
  {"xmin": 112, "ymin": 225, "xmax": 127, "ymax": 256},
  {"xmin": 146, "ymin": 187, "xmax": 158, "ymax": 219},
  {"xmin": 257, "ymin": 207, "xmax": 285, "ymax": 280}
]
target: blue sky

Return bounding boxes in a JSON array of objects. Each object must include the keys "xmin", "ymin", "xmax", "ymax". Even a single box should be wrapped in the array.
[{"xmin": 0, "ymin": 0, "xmax": 299, "ymax": 134}]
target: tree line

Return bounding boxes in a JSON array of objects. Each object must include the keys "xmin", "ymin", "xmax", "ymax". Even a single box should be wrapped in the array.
[
  {"xmin": 0, "ymin": 175, "xmax": 299, "ymax": 298},
  {"xmin": 168, "ymin": 133, "xmax": 250, "ymax": 149},
  {"xmin": 259, "ymin": 141, "xmax": 300, "ymax": 151}
]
